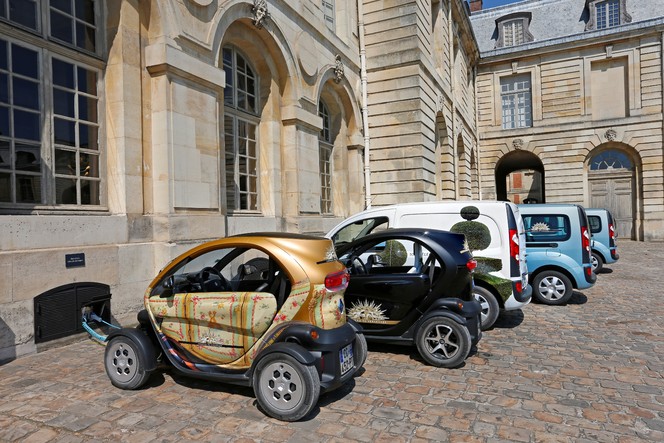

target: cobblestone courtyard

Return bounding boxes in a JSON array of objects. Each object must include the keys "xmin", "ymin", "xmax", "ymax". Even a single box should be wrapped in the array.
[{"xmin": 0, "ymin": 241, "xmax": 663, "ymax": 442}]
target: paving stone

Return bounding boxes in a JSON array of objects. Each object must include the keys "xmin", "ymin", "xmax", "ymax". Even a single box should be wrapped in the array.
[{"xmin": 0, "ymin": 241, "xmax": 663, "ymax": 441}]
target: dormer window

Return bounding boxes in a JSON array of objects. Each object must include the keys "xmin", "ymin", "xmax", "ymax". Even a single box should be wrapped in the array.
[
  {"xmin": 495, "ymin": 13, "xmax": 534, "ymax": 49},
  {"xmin": 503, "ymin": 20, "xmax": 524, "ymax": 47},
  {"xmin": 585, "ymin": 0, "xmax": 631, "ymax": 31}
]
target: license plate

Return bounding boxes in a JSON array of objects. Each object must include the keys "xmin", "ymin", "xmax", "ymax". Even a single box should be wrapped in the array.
[{"xmin": 339, "ymin": 343, "xmax": 354, "ymax": 375}]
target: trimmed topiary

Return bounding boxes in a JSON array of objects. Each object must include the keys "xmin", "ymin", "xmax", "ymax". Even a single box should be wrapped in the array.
[
  {"xmin": 475, "ymin": 256, "xmax": 503, "ymax": 273},
  {"xmin": 473, "ymin": 273, "xmax": 513, "ymax": 302},
  {"xmin": 450, "ymin": 220, "xmax": 491, "ymax": 251},
  {"xmin": 379, "ymin": 240, "xmax": 408, "ymax": 267}
]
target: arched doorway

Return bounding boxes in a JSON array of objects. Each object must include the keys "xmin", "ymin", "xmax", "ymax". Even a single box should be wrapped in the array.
[
  {"xmin": 495, "ymin": 150, "xmax": 544, "ymax": 203},
  {"xmin": 586, "ymin": 146, "xmax": 638, "ymax": 240}
]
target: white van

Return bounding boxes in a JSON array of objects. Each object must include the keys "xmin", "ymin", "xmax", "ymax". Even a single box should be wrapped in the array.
[{"xmin": 326, "ymin": 201, "xmax": 532, "ymax": 329}]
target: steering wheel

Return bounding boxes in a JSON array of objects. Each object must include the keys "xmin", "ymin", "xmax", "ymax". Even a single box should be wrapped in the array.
[
  {"xmin": 350, "ymin": 257, "xmax": 367, "ymax": 275},
  {"xmin": 198, "ymin": 266, "xmax": 230, "ymax": 291}
]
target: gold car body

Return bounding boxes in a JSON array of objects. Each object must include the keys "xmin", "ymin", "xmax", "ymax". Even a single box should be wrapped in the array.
[{"xmin": 143, "ymin": 234, "xmax": 348, "ymax": 368}]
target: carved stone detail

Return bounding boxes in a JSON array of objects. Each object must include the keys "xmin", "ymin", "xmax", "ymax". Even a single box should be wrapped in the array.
[
  {"xmin": 604, "ymin": 129, "xmax": 617, "ymax": 141},
  {"xmin": 252, "ymin": 0, "xmax": 269, "ymax": 29},
  {"xmin": 334, "ymin": 55, "xmax": 344, "ymax": 83},
  {"xmin": 513, "ymin": 138, "xmax": 524, "ymax": 150}
]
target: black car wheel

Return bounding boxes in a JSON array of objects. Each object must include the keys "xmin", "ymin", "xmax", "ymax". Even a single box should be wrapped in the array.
[
  {"xmin": 591, "ymin": 252, "xmax": 604, "ymax": 273},
  {"xmin": 353, "ymin": 333, "xmax": 368, "ymax": 373},
  {"xmin": 415, "ymin": 316, "xmax": 472, "ymax": 368},
  {"xmin": 473, "ymin": 286, "xmax": 499, "ymax": 330},
  {"xmin": 254, "ymin": 353, "xmax": 320, "ymax": 422},
  {"xmin": 104, "ymin": 336, "xmax": 151, "ymax": 390},
  {"xmin": 532, "ymin": 271, "xmax": 573, "ymax": 305}
]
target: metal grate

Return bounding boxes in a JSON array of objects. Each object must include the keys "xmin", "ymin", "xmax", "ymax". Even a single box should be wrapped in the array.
[{"xmin": 34, "ymin": 282, "xmax": 111, "ymax": 344}]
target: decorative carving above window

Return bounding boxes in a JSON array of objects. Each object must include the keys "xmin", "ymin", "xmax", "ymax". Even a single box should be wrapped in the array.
[
  {"xmin": 334, "ymin": 55, "xmax": 344, "ymax": 83},
  {"xmin": 252, "ymin": 0, "xmax": 269, "ymax": 29},
  {"xmin": 585, "ymin": 0, "xmax": 631, "ymax": 31},
  {"xmin": 495, "ymin": 12, "xmax": 534, "ymax": 49}
]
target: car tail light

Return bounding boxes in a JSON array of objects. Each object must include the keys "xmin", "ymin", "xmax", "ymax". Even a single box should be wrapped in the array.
[
  {"xmin": 325, "ymin": 269, "xmax": 349, "ymax": 292},
  {"xmin": 515, "ymin": 281, "xmax": 523, "ymax": 294},
  {"xmin": 466, "ymin": 259, "xmax": 477, "ymax": 272},
  {"xmin": 586, "ymin": 266, "xmax": 592, "ymax": 277},
  {"xmin": 609, "ymin": 223, "xmax": 616, "ymax": 246},
  {"xmin": 611, "ymin": 248, "xmax": 618, "ymax": 259},
  {"xmin": 509, "ymin": 229, "xmax": 519, "ymax": 260},
  {"xmin": 581, "ymin": 226, "xmax": 591, "ymax": 253}
]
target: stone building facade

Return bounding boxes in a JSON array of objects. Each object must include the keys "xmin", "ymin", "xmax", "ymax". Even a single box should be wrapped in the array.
[
  {"xmin": 0, "ymin": 1, "xmax": 479, "ymax": 361},
  {"xmin": 469, "ymin": 0, "xmax": 664, "ymax": 241}
]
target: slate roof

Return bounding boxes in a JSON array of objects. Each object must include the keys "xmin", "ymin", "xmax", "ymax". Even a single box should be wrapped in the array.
[{"xmin": 469, "ymin": 0, "xmax": 664, "ymax": 55}]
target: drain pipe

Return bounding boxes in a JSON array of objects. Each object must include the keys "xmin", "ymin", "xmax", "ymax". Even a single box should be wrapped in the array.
[{"xmin": 358, "ymin": 0, "xmax": 372, "ymax": 209}]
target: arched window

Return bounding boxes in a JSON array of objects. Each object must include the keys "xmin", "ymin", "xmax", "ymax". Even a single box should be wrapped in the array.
[
  {"xmin": 222, "ymin": 46, "xmax": 259, "ymax": 212},
  {"xmin": 589, "ymin": 149, "xmax": 633, "ymax": 171},
  {"xmin": 318, "ymin": 100, "xmax": 333, "ymax": 214}
]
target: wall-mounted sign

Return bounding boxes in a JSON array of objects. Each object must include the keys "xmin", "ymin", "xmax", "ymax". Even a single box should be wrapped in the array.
[{"xmin": 65, "ymin": 253, "xmax": 86, "ymax": 268}]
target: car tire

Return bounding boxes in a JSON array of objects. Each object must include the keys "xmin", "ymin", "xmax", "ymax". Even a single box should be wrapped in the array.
[
  {"xmin": 532, "ymin": 270, "xmax": 573, "ymax": 305},
  {"xmin": 253, "ymin": 353, "xmax": 320, "ymax": 422},
  {"xmin": 591, "ymin": 252, "xmax": 604, "ymax": 273},
  {"xmin": 353, "ymin": 332, "xmax": 368, "ymax": 374},
  {"xmin": 473, "ymin": 286, "xmax": 500, "ymax": 330},
  {"xmin": 415, "ymin": 316, "xmax": 472, "ymax": 368},
  {"xmin": 104, "ymin": 336, "xmax": 152, "ymax": 390}
]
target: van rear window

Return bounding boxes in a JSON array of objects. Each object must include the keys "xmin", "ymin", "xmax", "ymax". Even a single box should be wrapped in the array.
[
  {"xmin": 588, "ymin": 215, "xmax": 602, "ymax": 234},
  {"xmin": 524, "ymin": 215, "xmax": 571, "ymax": 242}
]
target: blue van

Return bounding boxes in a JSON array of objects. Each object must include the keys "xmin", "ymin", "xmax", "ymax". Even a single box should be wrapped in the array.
[
  {"xmin": 518, "ymin": 204, "xmax": 596, "ymax": 305},
  {"xmin": 586, "ymin": 208, "xmax": 619, "ymax": 273}
]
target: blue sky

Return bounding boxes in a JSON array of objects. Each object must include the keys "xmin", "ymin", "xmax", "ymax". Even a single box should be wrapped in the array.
[{"xmin": 481, "ymin": 0, "xmax": 524, "ymax": 9}]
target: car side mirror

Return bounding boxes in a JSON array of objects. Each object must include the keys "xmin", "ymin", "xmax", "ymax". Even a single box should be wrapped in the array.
[{"xmin": 163, "ymin": 276, "xmax": 175, "ymax": 290}]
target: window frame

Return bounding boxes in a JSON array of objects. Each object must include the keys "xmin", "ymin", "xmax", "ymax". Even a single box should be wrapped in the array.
[
  {"xmin": 500, "ymin": 73, "xmax": 533, "ymax": 130},
  {"xmin": 585, "ymin": 0, "xmax": 632, "ymax": 31},
  {"xmin": 0, "ymin": 15, "xmax": 105, "ymax": 212},
  {"xmin": 318, "ymin": 100, "xmax": 333, "ymax": 215},
  {"xmin": 495, "ymin": 12, "xmax": 533, "ymax": 49},
  {"xmin": 322, "ymin": 0, "xmax": 335, "ymax": 31},
  {"xmin": 223, "ymin": 46, "xmax": 260, "ymax": 214}
]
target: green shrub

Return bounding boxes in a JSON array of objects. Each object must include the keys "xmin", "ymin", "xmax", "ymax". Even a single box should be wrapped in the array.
[
  {"xmin": 475, "ymin": 256, "xmax": 502, "ymax": 273},
  {"xmin": 450, "ymin": 220, "xmax": 491, "ymax": 251},
  {"xmin": 379, "ymin": 240, "xmax": 408, "ymax": 267}
]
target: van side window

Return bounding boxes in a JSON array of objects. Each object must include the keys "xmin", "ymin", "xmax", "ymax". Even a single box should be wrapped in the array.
[
  {"xmin": 588, "ymin": 215, "xmax": 602, "ymax": 234},
  {"xmin": 524, "ymin": 215, "xmax": 571, "ymax": 242},
  {"xmin": 332, "ymin": 217, "xmax": 389, "ymax": 246}
]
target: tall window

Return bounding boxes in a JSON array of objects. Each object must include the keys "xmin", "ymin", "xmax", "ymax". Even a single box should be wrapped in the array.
[
  {"xmin": 596, "ymin": 0, "xmax": 620, "ymax": 29},
  {"xmin": 318, "ymin": 101, "xmax": 332, "ymax": 215},
  {"xmin": 0, "ymin": 0, "xmax": 101, "ymax": 208},
  {"xmin": 223, "ymin": 46, "xmax": 259, "ymax": 212},
  {"xmin": 322, "ymin": 0, "xmax": 335, "ymax": 31},
  {"xmin": 500, "ymin": 74, "xmax": 532, "ymax": 130},
  {"xmin": 502, "ymin": 20, "xmax": 524, "ymax": 47}
]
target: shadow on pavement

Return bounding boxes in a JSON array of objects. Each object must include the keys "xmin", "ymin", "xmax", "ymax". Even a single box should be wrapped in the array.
[
  {"xmin": 568, "ymin": 291, "xmax": 588, "ymax": 305},
  {"xmin": 492, "ymin": 309, "xmax": 524, "ymax": 329}
]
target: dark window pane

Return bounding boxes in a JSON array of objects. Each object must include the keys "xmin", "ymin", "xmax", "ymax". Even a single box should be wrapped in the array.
[
  {"xmin": 14, "ymin": 143, "xmax": 40, "ymax": 172},
  {"xmin": 9, "ymin": 0, "xmax": 38, "ymax": 30},
  {"xmin": 79, "ymin": 123, "xmax": 97, "ymax": 149},
  {"xmin": 0, "ymin": 106, "xmax": 9, "ymax": 136},
  {"xmin": 55, "ymin": 148, "xmax": 76, "ymax": 175},
  {"xmin": 56, "ymin": 176, "xmax": 77, "ymax": 204},
  {"xmin": 78, "ymin": 96, "xmax": 97, "ymax": 122},
  {"xmin": 0, "ymin": 2, "xmax": 5, "ymax": 19},
  {"xmin": 13, "ymin": 77, "xmax": 39, "ymax": 110},
  {"xmin": 13, "ymin": 109, "xmax": 40, "ymax": 141},
  {"xmin": 0, "ymin": 40, "xmax": 7, "ymax": 70},
  {"xmin": 0, "ymin": 139, "xmax": 9, "ymax": 168},
  {"xmin": 0, "ymin": 73, "xmax": 8, "ymax": 103},
  {"xmin": 75, "ymin": 0, "xmax": 95, "ymax": 24},
  {"xmin": 52, "ymin": 59, "xmax": 74, "ymax": 88},
  {"xmin": 51, "ymin": 10, "xmax": 73, "ymax": 44},
  {"xmin": 0, "ymin": 171, "xmax": 10, "ymax": 202},
  {"xmin": 223, "ymin": 65, "xmax": 233, "ymax": 106},
  {"xmin": 80, "ymin": 179, "xmax": 98, "ymax": 205},
  {"xmin": 76, "ymin": 22, "xmax": 96, "ymax": 52},
  {"xmin": 12, "ymin": 45, "xmax": 38, "ymax": 78},
  {"xmin": 54, "ymin": 118, "xmax": 75, "ymax": 146},
  {"xmin": 51, "ymin": 0, "xmax": 72, "ymax": 14},
  {"xmin": 77, "ymin": 67, "xmax": 96, "ymax": 95},
  {"xmin": 53, "ymin": 89, "xmax": 75, "ymax": 117},
  {"xmin": 16, "ymin": 174, "xmax": 40, "ymax": 203},
  {"xmin": 80, "ymin": 152, "xmax": 97, "ymax": 177}
]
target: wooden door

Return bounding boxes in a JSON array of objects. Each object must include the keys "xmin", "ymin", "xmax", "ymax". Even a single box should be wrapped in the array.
[{"xmin": 589, "ymin": 172, "xmax": 634, "ymax": 239}]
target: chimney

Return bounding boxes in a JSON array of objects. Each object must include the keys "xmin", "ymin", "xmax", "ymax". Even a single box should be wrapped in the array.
[{"xmin": 469, "ymin": 0, "xmax": 483, "ymax": 13}]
